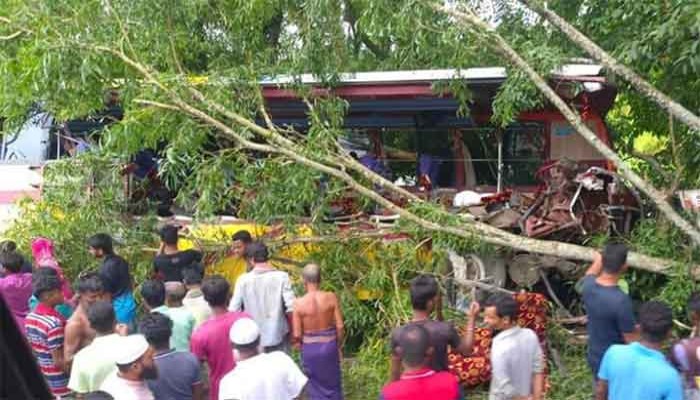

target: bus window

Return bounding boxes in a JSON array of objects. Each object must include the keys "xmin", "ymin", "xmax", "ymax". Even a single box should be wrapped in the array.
[{"xmin": 460, "ymin": 122, "xmax": 545, "ymax": 188}]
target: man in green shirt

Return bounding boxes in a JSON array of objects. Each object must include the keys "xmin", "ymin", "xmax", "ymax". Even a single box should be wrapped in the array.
[
  {"xmin": 68, "ymin": 301, "xmax": 127, "ymax": 398},
  {"xmin": 152, "ymin": 282, "xmax": 195, "ymax": 352}
]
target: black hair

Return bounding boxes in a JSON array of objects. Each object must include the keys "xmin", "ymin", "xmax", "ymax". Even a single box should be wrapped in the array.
[
  {"xmin": 244, "ymin": 242, "xmax": 269, "ymax": 263},
  {"xmin": 201, "ymin": 275, "xmax": 230, "ymax": 307},
  {"xmin": 140, "ymin": 280, "xmax": 165, "ymax": 308},
  {"xmin": 0, "ymin": 251, "xmax": 25, "ymax": 273},
  {"xmin": 32, "ymin": 266, "xmax": 58, "ymax": 278},
  {"xmin": 409, "ymin": 275, "xmax": 439, "ymax": 311},
  {"xmin": 232, "ymin": 230, "xmax": 253, "ymax": 244},
  {"xmin": 139, "ymin": 312, "xmax": 172, "ymax": 349},
  {"xmin": 87, "ymin": 301, "xmax": 116, "ymax": 334},
  {"xmin": 484, "ymin": 293, "xmax": 519, "ymax": 321},
  {"xmin": 182, "ymin": 264, "xmax": 204, "ymax": 285},
  {"xmin": 159, "ymin": 225, "xmax": 179, "ymax": 246},
  {"xmin": 0, "ymin": 240, "xmax": 17, "ymax": 254},
  {"xmin": 116, "ymin": 362, "xmax": 136, "ymax": 373},
  {"xmin": 32, "ymin": 267, "xmax": 62, "ymax": 299},
  {"xmin": 85, "ymin": 391, "xmax": 114, "ymax": 400},
  {"xmin": 398, "ymin": 324, "xmax": 430, "ymax": 367},
  {"xmin": 88, "ymin": 234, "xmax": 114, "ymax": 254},
  {"xmin": 234, "ymin": 337, "xmax": 261, "ymax": 353},
  {"xmin": 76, "ymin": 272, "xmax": 104, "ymax": 294},
  {"xmin": 688, "ymin": 292, "xmax": 700, "ymax": 315},
  {"xmin": 602, "ymin": 243, "xmax": 628, "ymax": 274},
  {"xmin": 638, "ymin": 300, "xmax": 673, "ymax": 343},
  {"xmin": 165, "ymin": 282, "xmax": 186, "ymax": 303}
]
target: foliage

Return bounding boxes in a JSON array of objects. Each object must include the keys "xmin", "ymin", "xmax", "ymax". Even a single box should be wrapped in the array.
[
  {"xmin": 2, "ymin": 1, "xmax": 700, "ymax": 397},
  {"xmin": 549, "ymin": 0, "xmax": 700, "ymax": 189},
  {"xmin": 633, "ymin": 131, "xmax": 667, "ymax": 157},
  {"xmin": 2, "ymin": 154, "xmax": 158, "ymax": 282}
]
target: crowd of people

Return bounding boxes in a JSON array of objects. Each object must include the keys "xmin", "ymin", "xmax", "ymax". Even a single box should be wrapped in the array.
[{"xmin": 0, "ymin": 227, "xmax": 698, "ymax": 400}]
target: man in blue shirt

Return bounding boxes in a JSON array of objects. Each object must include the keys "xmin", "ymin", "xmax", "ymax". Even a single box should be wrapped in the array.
[
  {"xmin": 582, "ymin": 243, "xmax": 638, "ymax": 377},
  {"xmin": 597, "ymin": 300, "xmax": 682, "ymax": 400}
]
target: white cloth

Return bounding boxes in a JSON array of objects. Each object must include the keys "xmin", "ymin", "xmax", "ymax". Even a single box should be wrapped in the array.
[
  {"xmin": 489, "ymin": 326, "xmax": 544, "ymax": 400},
  {"xmin": 228, "ymin": 267, "xmax": 295, "ymax": 347},
  {"xmin": 67, "ymin": 333, "xmax": 123, "ymax": 393},
  {"xmin": 100, "ymin": 371, "xmax": 155, "ymax": 400},
  {"xmin": 218, "ymin": 352, "xmax": 307, "ymax": 400},
  {"xmin": 114, "ymin": 334, "xmax": 150, "ymax": 365},
  {"xmin": 230, "ymin": 318, "xmax": 260, "ymax": 345}
]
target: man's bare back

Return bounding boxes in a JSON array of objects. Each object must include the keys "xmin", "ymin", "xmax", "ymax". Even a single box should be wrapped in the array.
[
  {"xmin": 295, "ymin": 291, "xmax": 340, "ymax": 333},
  {"xmin": 64, "ymin": 305, "xmax": 95, "ymax": 365}
]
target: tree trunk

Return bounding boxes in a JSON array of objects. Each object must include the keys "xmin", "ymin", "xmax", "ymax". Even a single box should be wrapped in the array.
[
  {"xmin": 436, "ymin": 4, "xmax": 700, "ymax": 248},
  {"xmin": 519, "ymin": 0, "xmax": 700, "ymax": 134}
]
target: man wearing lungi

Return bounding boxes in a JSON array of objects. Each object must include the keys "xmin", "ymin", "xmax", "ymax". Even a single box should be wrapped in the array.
[{"xmin": 292, "ymin": 263, "xmax": 344, "ymax": 400}]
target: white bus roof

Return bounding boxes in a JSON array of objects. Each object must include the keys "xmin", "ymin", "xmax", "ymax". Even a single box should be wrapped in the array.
[{"xmin": 260, "ymin": 64, "xmax": 605, "ymax": 86}]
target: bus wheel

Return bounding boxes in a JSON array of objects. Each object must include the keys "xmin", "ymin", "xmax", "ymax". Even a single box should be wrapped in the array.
[{"xmin": 446, "ymin": 251, "xmax": 506, "ymax": 311}]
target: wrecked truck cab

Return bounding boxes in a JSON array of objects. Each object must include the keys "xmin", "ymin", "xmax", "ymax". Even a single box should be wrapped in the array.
[{"xmin": 260, "ymin": 64, "xmax": 639, "ymax": 292}]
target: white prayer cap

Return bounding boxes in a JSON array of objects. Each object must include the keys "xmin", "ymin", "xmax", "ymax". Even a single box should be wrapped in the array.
[
  {"xmin": 229, "ymin": 318, "xmax": 260, "ymax": 346},
  {"xmin": 114, "ymin": 334, "xmax": 150, "ymax": 365}
]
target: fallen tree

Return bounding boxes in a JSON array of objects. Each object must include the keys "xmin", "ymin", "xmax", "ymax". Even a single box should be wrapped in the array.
[
  {"xmin": 434, "ymin": 3, "xmax": 700, "ymax": 248},
  {"xmin": 110, "ymin": 46, "xmax": 681, "ymax": 276},
  {"xmin": 518, "ymin": 0, "xmax": 700, "ymax": 134},
  {"xmin": 0, "ymin": 0, "xmax": 694, "ymax": 278}
]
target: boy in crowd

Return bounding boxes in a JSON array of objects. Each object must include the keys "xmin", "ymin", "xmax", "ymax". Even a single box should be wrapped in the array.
[
  {"xmin": 68, "ymin": 301, "xmax": 126, "ymax": 397},
  {"xmin": 25, "ymin": 267, "xmax": 71, "ymax": 398},
  {"xmin": 671, "ymin": 292, "xmax": 700, "ymax": 399},
  {"xmin": 0, "ymin": 251, "xmax": 32, "ymax": 327},
  {"xmin": 183, "ymin": 265, "xmax": 212, "ymax": 328},
  {"xmin": 597, "ymin": 301, "xmax": 682, "ymax": 400},
  {"xmin": 139, "ymin": 312, "xmax": 203, "ymax": 400},
  {"xmin": 65, "ymin": 273, "xmax": 106, "ymax": 368},
  {"xmin": 191, "ymin": 275, "xmax": 250, "ymax": 400},
  {"xmin": 206, "ymin": 230, "xmax": 252, "ymax": 287},
  {"xmin": 390, "ymin": 274, "xmax": 478, "ymax": 381},
  {"xmin": 154, "ymin": 281, "xmax": 195, "ymax": 352},
  {"xmin": 153, "ymin": 225, "xmax": 202, "ymax": 282},
  {"xmin": 28, "ymin": 267, "xmax": 74, "ymax": 319},
  {"xmin": 380, "ymin": 324, "xmax": 463, "ymax": 400},
  {"xmin": 89, "ymin": 233, "xmax": 136, "ymax": 330},
  {"xmin": 483, "ymin": 294, "xmax": 544, "ymax": 400},
  {"xmin": 582, "ymin": 244, "xmax": 638, "ymax": 378},
  {"xmin": 141, "ymin": 279, "xmax": 166, "ymax": 312}
]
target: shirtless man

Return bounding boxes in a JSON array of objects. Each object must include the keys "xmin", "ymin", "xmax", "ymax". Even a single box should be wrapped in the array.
[
  {"xmin": 292, "ymin": 263, "xmax": 344, "ymax": 400},
  {"xmin": 64, "ymin": 272, "xmax": 107, "ymax": 369}
]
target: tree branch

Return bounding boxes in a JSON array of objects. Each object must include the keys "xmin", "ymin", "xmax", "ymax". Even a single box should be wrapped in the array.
[
  {"xmin": 435, "ymin": 3, "xmax": 700, "ymax": 248},
  {"xmin": 98, "ymin": 40, "xmax": 686, "ymax": 277},
  {"xmin": 519, "ymin": 0, "xmax": 700, "ymax": 134},
  {"xmin": 0, "ymin": 30, "xmax": 23, "ymax": 41}
]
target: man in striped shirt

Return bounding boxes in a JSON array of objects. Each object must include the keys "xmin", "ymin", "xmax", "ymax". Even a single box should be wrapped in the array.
[{"xmin": 25, "ymin": 267, "xmax": 72, "ymax": 398}]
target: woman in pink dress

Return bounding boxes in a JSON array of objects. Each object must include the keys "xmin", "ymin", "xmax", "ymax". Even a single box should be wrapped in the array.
[{"xmin": 31, "ymin": 238, "xmax": 75, "ymax": 304}]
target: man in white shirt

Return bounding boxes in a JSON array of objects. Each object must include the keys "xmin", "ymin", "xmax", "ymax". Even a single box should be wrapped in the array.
[
  {"xmin": 228, "ymin": 242, "xmax": 295, "ymax": 352},
  {"xmin": 100, "ymin": 334, "xmax": 157, "ymax": 400},
  {"xmin": 483, "ymin": 294, "xmax": 544, "ymax": 400},
  {"xmin": 68, "ymin": 301, "xmax": 127, "ymax": 398},
  {"xmin": 219, "ymin": 318, "xmax": 307, "ymax": 400}
]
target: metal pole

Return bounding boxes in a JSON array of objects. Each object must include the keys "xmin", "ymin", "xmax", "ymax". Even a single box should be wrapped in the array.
[{"xmin": 496, "ymin": 130, "xmax": 503, "ymax": 192}]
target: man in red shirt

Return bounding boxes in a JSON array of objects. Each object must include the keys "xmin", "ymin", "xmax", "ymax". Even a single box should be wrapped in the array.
[
  {"xmin": 190, "ymin": 275, "xmax": 250, "ymax": 400},
  {"xmin": 381, "ymin": 324, "xmax": 463, "ymax": 400}
]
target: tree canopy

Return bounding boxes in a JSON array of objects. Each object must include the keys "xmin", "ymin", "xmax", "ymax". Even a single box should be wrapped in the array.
[{"xmin": 1, "ymin": 0, "xmax": 699, "ymax": 262}]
